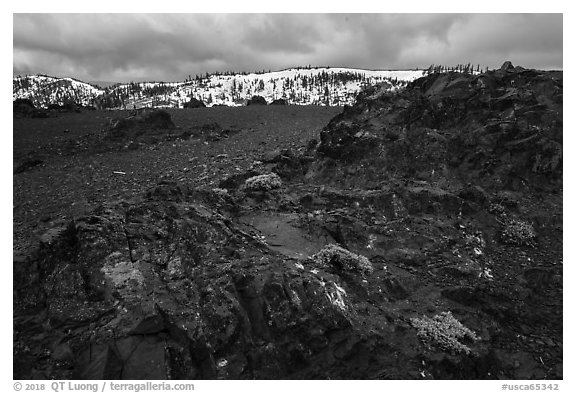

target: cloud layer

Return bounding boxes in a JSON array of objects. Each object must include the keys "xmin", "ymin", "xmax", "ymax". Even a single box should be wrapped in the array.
[{"xmin": 13, "ymin": 13, "xmax": 563, "ymax": 82}]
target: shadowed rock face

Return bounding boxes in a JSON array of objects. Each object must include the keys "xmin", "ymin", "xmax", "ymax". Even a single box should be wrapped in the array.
[{"xmin": 14, "ymin": 65, "xmax": 563, "ymax": 380}]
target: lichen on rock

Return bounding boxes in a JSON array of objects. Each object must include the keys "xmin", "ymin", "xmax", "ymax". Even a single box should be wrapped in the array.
[
  {"xmin": 410, "ymin": 311, "xmax": 479, "ymax": 354},
  {"xmin": 242, "ymin": 173, "xmax": 282, "ymax": 192},
  {"xmin": 311, "ymin": 244, "xmax": 374, "ymax": 275}
]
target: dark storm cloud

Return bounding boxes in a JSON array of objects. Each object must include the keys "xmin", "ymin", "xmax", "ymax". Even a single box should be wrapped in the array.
[
  {"xmin": 239, "ymin": 14, "xmax": 321, "ymax": 53},
  {"xmin": 13, "ymin": 13, "xmax": 562, "ymax": 82}
]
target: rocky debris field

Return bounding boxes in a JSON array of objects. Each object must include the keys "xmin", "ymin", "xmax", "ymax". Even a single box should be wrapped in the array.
[{"xmin": 13, "ymin": 63, "xmax": 562, "ymax": 380}]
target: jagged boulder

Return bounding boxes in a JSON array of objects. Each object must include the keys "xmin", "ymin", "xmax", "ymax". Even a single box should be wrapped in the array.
[
  {"xmin": 106, "ymin": 109, "xmax": 176, "ymax": 143},
  {"xmin": 312, "ymin": 64, "xmax": 562, "ymax": 192}
]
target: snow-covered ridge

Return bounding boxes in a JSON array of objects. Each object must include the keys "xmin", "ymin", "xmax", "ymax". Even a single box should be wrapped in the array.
[
  {"xmin": 13, "ymin": 75, "xmax": 104, "ymax": 107},
  {"xmin": 14, "ymin": 67, "xmax": 427, "ymax": 109}
]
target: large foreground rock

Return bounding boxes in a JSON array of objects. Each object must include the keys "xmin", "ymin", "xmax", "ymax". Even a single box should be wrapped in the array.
[
  {"xmin": 14, "ymin": 182, "xmax": 437, "ymax": 379},
  {"xmin": 313, "ymin": 63, "xmax": 562, "ymax": 193},
  {"xmin": 10, "ymin": 184, "xmax": 335, "ymax": 378}
]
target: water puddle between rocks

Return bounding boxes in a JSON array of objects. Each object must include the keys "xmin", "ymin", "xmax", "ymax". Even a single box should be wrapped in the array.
[{"xmin": 240, "ymin": 212, "xmax": 333, "ymax": 259}]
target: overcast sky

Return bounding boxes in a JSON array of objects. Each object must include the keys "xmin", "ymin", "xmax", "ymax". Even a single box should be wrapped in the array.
[{"xmin": 13, "ymin": 13, "xmax": 563, "ymax": 83}]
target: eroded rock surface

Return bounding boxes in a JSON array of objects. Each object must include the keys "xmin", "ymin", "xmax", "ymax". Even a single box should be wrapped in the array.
[{"xmin": 14, "ymin": 65, "xmax": 562, "ymax": 380}]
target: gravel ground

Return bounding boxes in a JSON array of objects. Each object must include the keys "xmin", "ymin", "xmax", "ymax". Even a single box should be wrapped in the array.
[{"xmin": 13, "ymin": 106, "xmax": 342, "ymax": 257}]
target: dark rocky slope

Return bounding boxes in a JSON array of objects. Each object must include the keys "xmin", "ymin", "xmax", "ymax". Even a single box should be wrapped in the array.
[{"xmin": 14, "ymin": 63, "xmax": 562, "ymax": 379}]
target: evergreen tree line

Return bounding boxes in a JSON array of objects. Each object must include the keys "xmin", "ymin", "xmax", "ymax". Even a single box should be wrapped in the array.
[
  {"xmin": 15, "ymin": 69, "xmax": 413, "ymax": 109},
  {"xmin": 426, "ymin": 63, "xmax": 488, "ymax": 74}
]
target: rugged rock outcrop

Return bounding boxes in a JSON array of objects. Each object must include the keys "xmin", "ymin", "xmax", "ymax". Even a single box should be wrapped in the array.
[
  {"xmin": 104, "ymin": 109, "xmax": 177, "ymax": 147},
  {"xmin": 313, "ymin": 62, "xmax": 562, "ymax": 193},
  {"xmin": 14, "ymin": 183, "xmax": 425, "ymax": 379},
  {"xmin": 14, "ymin": 64, "xmax": 563, "ymax": 380}
]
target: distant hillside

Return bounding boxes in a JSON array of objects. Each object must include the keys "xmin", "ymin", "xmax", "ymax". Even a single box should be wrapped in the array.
[
  {"xmin": 89, "ymin": 81, "xmax": 120, "ymax": 89},
  {"xmin": 13, "ymin": 75, "xmax": 103, "ymax": 108},
  {"xmin": 14, "ymin": 67, "xmax": 427, "ymax": 109}
]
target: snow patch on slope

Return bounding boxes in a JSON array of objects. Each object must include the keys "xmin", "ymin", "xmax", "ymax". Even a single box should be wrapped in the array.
[{"xmin": 14, "ymin": 67, "xmax": 427, "ymax": 109}]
